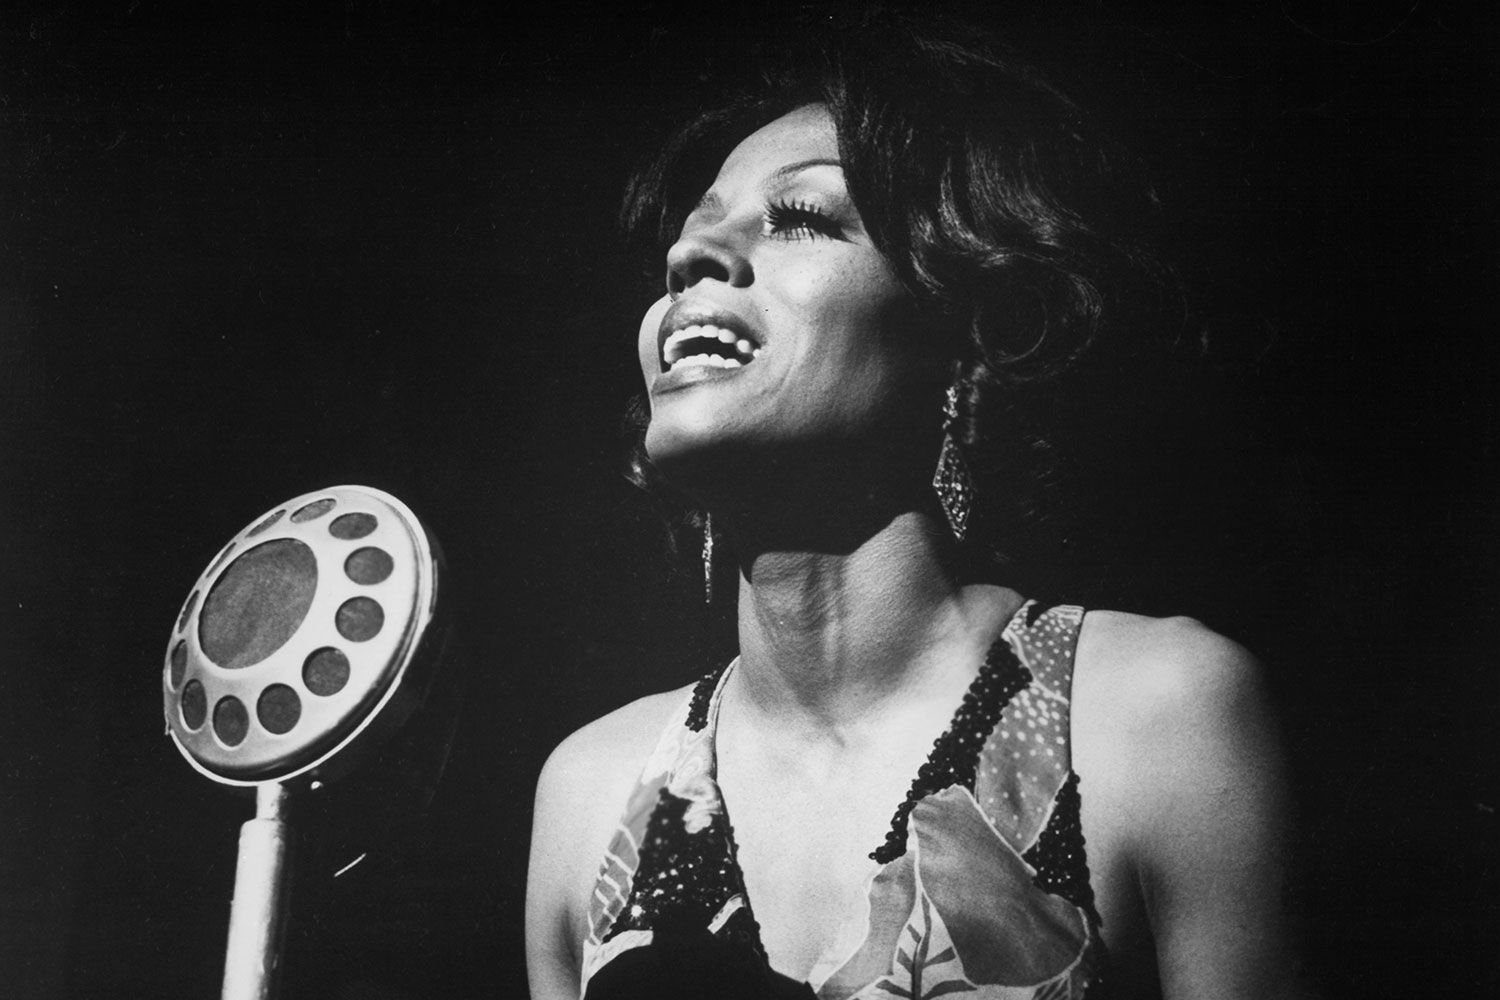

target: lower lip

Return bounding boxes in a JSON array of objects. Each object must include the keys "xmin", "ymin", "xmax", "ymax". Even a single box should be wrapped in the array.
[{"xmin": 651, "ymin": 362, "xmax": 750, "ymax": 396}]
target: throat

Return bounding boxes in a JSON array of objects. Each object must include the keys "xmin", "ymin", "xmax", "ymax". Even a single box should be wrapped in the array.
[{"xmin": 731, "ymin": 549, "xmax": 1023, "ymax": 734}]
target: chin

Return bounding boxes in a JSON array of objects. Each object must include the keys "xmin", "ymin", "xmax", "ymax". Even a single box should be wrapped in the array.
[
  {"xmin": 644, "ymin": 423, "xmax": 718, "ymax": 481},
  {"xmin": 642, "ymin": 418, "xmax": 760, "ymax": 498}
]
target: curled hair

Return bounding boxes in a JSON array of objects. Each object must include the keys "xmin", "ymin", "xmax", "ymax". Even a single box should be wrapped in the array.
[{"xmin": 620, "ymin": 12, "xmax": 1188, "ymax": 595}]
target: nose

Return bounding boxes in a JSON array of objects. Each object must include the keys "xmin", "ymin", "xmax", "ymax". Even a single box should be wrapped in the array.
[{"xmin": 665, "ymin": 225, "xmax": 753, "ymax": 298}]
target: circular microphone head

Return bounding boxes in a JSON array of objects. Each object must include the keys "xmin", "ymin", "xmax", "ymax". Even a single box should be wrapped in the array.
[{"xmin": 163, "ymin": 486, "xmax": 440, "ymax": 786}]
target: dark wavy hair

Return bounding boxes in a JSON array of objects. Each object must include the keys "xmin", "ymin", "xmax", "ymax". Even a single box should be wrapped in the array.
[{"xmin": 619, "ymin": 12, "xmax": 1190, "ymax": 598}]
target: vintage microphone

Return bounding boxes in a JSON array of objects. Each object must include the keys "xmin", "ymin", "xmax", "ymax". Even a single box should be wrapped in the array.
[{"xmin": 161, "ymin": 485, "xmax": 445, "ymax": 1000}]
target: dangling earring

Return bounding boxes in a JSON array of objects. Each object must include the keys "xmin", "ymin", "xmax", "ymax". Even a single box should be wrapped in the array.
[
  {"xmin": 701, "ymin": 512, "xmax": 715, "ymax": 604},
  {"xmin": 932, "ymin": 384, "xmax": 972, "ymax": 542}
]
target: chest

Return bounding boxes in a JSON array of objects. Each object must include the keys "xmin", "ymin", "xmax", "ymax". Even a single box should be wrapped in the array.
[{"xmin": 714, "ymin": 746, "xmax": 921, "ymax": 979}]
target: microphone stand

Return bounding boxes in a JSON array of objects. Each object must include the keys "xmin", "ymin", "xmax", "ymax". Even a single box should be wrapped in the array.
[
  {"xmin": 164, "ymin": 486, "xmax": 445, "ymax": 1000},
  {"xmin": 221, "ymin": 782, "xmax": 292, "ymax": 1000}
]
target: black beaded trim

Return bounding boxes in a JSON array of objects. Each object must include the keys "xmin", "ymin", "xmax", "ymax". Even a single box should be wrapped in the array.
[
  {"xmin": 1021, "ymin": 771, "xmax": 1100, "ymax": 922},
  {"xmin": 870, "ymin": 633, "xmax": 1032, "ymax": 864},
  {"xmin": 686, "ymin": 662, "xmax": 731, "ymax": 732},
  {"xmin": 605, "ymin": 787, "xmax": 757, "ymax": 945}
]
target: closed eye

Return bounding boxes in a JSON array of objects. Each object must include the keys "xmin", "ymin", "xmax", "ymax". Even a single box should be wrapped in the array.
[{"xmin": 764, "ymin": 199, "xmax": 846, "ymax": 241}]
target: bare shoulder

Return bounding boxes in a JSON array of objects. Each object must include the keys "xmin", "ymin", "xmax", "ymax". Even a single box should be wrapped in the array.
[
  {"xmin": 538, "ymin": 685, "xmax": 694, "ymax": 797},
  {"xmin": 1071, "ymin": 610, "xmax": 1281, "ymax": 826},
  {"xmin": 1074, "ymin": 610, "xmax": 1269, "ymax": 737},
  {"xmin": 525, "ymin": 684, "xmax": 697, "ymax": 998},
  {"xmin": 532, "ymin": 683, "xmax": 697, "ymax": 862}
]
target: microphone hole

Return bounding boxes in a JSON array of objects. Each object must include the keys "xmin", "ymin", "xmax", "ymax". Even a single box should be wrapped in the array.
[
  {"xmin": 213, "ymin": 696, "xmax": 249, "ymax": 746},
  {"xmin": 303, "ymin": 647, "xmax": 350, "ymax": 696},
  {"xmin": 329, "ymin": 513, "xmax": 377, "ymax": 540},
  {"xmin": 344, "ymin": 547, "xmax": 394, "ymax": 586},
  {"xmin": 246, "ymin": 509, "xmax": 286, "ymax": 537},
  {"xmin": 168, "ymin": 641, "xmax": 187, "ymax": 689},
  {"xmin": 257, "ymin": 684, "xmax": 301, "ymax": 735},
  {"xmin": 335, "ymin": 597, "xmax": 384, "ymax": 642},
  {"xmin": 291, "ymin": 498, "xmax": 337, "ymax": 523},
  {"xmin": 177, "ymin": 590, "xmax": 199, "ymax": 634},
  {"xmin": 180, "ymin": 680, "xmax": 207, "ymax": 729}
]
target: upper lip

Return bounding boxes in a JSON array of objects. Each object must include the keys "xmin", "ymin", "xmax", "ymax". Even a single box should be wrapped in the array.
[{"xmin": 656, "ymin": 300, "xmax": 760, "ymax": 371}]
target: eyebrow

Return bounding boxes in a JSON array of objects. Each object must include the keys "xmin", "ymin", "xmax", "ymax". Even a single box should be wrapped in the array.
[
  {"xmin": 770, "ymin": 157, "xmax": 844, "ymax": 181},
  {"xmin": 690, "ymin": 157, "xmax": 845, "ymax": 217}
]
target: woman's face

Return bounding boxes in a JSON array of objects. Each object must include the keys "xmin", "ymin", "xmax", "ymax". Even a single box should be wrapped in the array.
[{"xmin": 637, "ymin": 104, "xmax": 940, "ymax": 482}]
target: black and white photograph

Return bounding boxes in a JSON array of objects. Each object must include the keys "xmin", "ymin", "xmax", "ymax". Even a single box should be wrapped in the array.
[{"xmin": 2, "ymin": 2, "xmax": 1493, "ymax": 998}]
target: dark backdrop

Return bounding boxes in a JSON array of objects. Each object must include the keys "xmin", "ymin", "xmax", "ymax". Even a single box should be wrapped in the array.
[{"xmin": 2, "ymin": 2, "xmax": 1494, "ymax": 998}]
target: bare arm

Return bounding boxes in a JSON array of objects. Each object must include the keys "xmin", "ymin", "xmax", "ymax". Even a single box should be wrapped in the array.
[
  {"xmin": 525, "ymin": 739, "xmax": 587, "ymax": 1000},
  {"xmin": 1078, "ymin": 616, "xmax": 1305, "ymax": 999},
  {"xmin": 1142, "ymin": 627, "xmax": 1299, "ymax": 997}
]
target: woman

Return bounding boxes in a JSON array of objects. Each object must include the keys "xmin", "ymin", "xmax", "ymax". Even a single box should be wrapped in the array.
[{"xmin": 527, "ymin": 19, "xmax": 1298, "ymax": 1000}]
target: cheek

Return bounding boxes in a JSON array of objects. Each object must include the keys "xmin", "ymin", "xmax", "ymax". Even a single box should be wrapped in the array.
[
  {"xmin": 780, "ymin": 249, "xmax": 904, "ymax": 334},
  {"xmin": 778, "ymin": 247, "xmax": 864, "ymax": 309},
  {"xmin": 786, "ymin": 263, "xmax": 917, "ymax": 380}
]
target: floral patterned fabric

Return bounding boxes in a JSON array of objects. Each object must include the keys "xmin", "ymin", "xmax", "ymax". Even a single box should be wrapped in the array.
[{"xmin": 581, "ymin": 603, "xmax": 1105, "ymax": 1000}]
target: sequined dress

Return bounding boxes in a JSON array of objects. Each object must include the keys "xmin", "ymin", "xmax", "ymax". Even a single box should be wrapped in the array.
[{"xmin": 580, "ymin": 603, "xmax": 1107, "ymax": 999}]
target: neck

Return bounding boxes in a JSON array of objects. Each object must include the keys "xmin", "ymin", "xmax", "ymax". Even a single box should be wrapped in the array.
[{"xmin": 728, "ymin": 510, "xmax": 1023, "ymax": 738}]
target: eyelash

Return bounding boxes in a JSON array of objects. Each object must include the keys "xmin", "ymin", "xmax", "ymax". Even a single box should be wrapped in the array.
[{"xmin": 764, "ymin": 199, "xmax": 844, "ymax": 241}]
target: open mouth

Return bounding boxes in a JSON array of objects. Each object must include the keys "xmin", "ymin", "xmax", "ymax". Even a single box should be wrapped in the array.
[{"xmin": 661, "ymin": 324, "xmax": 762, "ymax": 373}]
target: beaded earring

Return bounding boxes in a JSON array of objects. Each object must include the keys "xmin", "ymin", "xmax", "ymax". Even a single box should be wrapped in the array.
[
  {"xmin": 932, "ymin": 384, "xmax": 972, "ymax": 542},
  {"xmin": 701, "ymin": 512, "xmax": 715, "ymax": 604}
]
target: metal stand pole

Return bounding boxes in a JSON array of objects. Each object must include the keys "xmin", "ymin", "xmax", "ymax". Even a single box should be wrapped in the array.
[{"xmin": 221, "ymin": 782, "xmax": 292, "ymax": 1000}]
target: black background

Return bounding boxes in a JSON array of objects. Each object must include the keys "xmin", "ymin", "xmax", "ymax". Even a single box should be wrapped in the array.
[{"xmin": 2, "ymin": 2, "xmax": 1494, "ymax": 998}]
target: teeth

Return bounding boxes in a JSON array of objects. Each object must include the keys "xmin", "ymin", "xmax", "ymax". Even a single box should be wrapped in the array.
[
  {"xmin": 669, "ymin": 354, "xmax": 744, "ymax": 372},
  {"xmin": 662, "ymin": 323, "xmax": 761, "ymax": 366}
]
